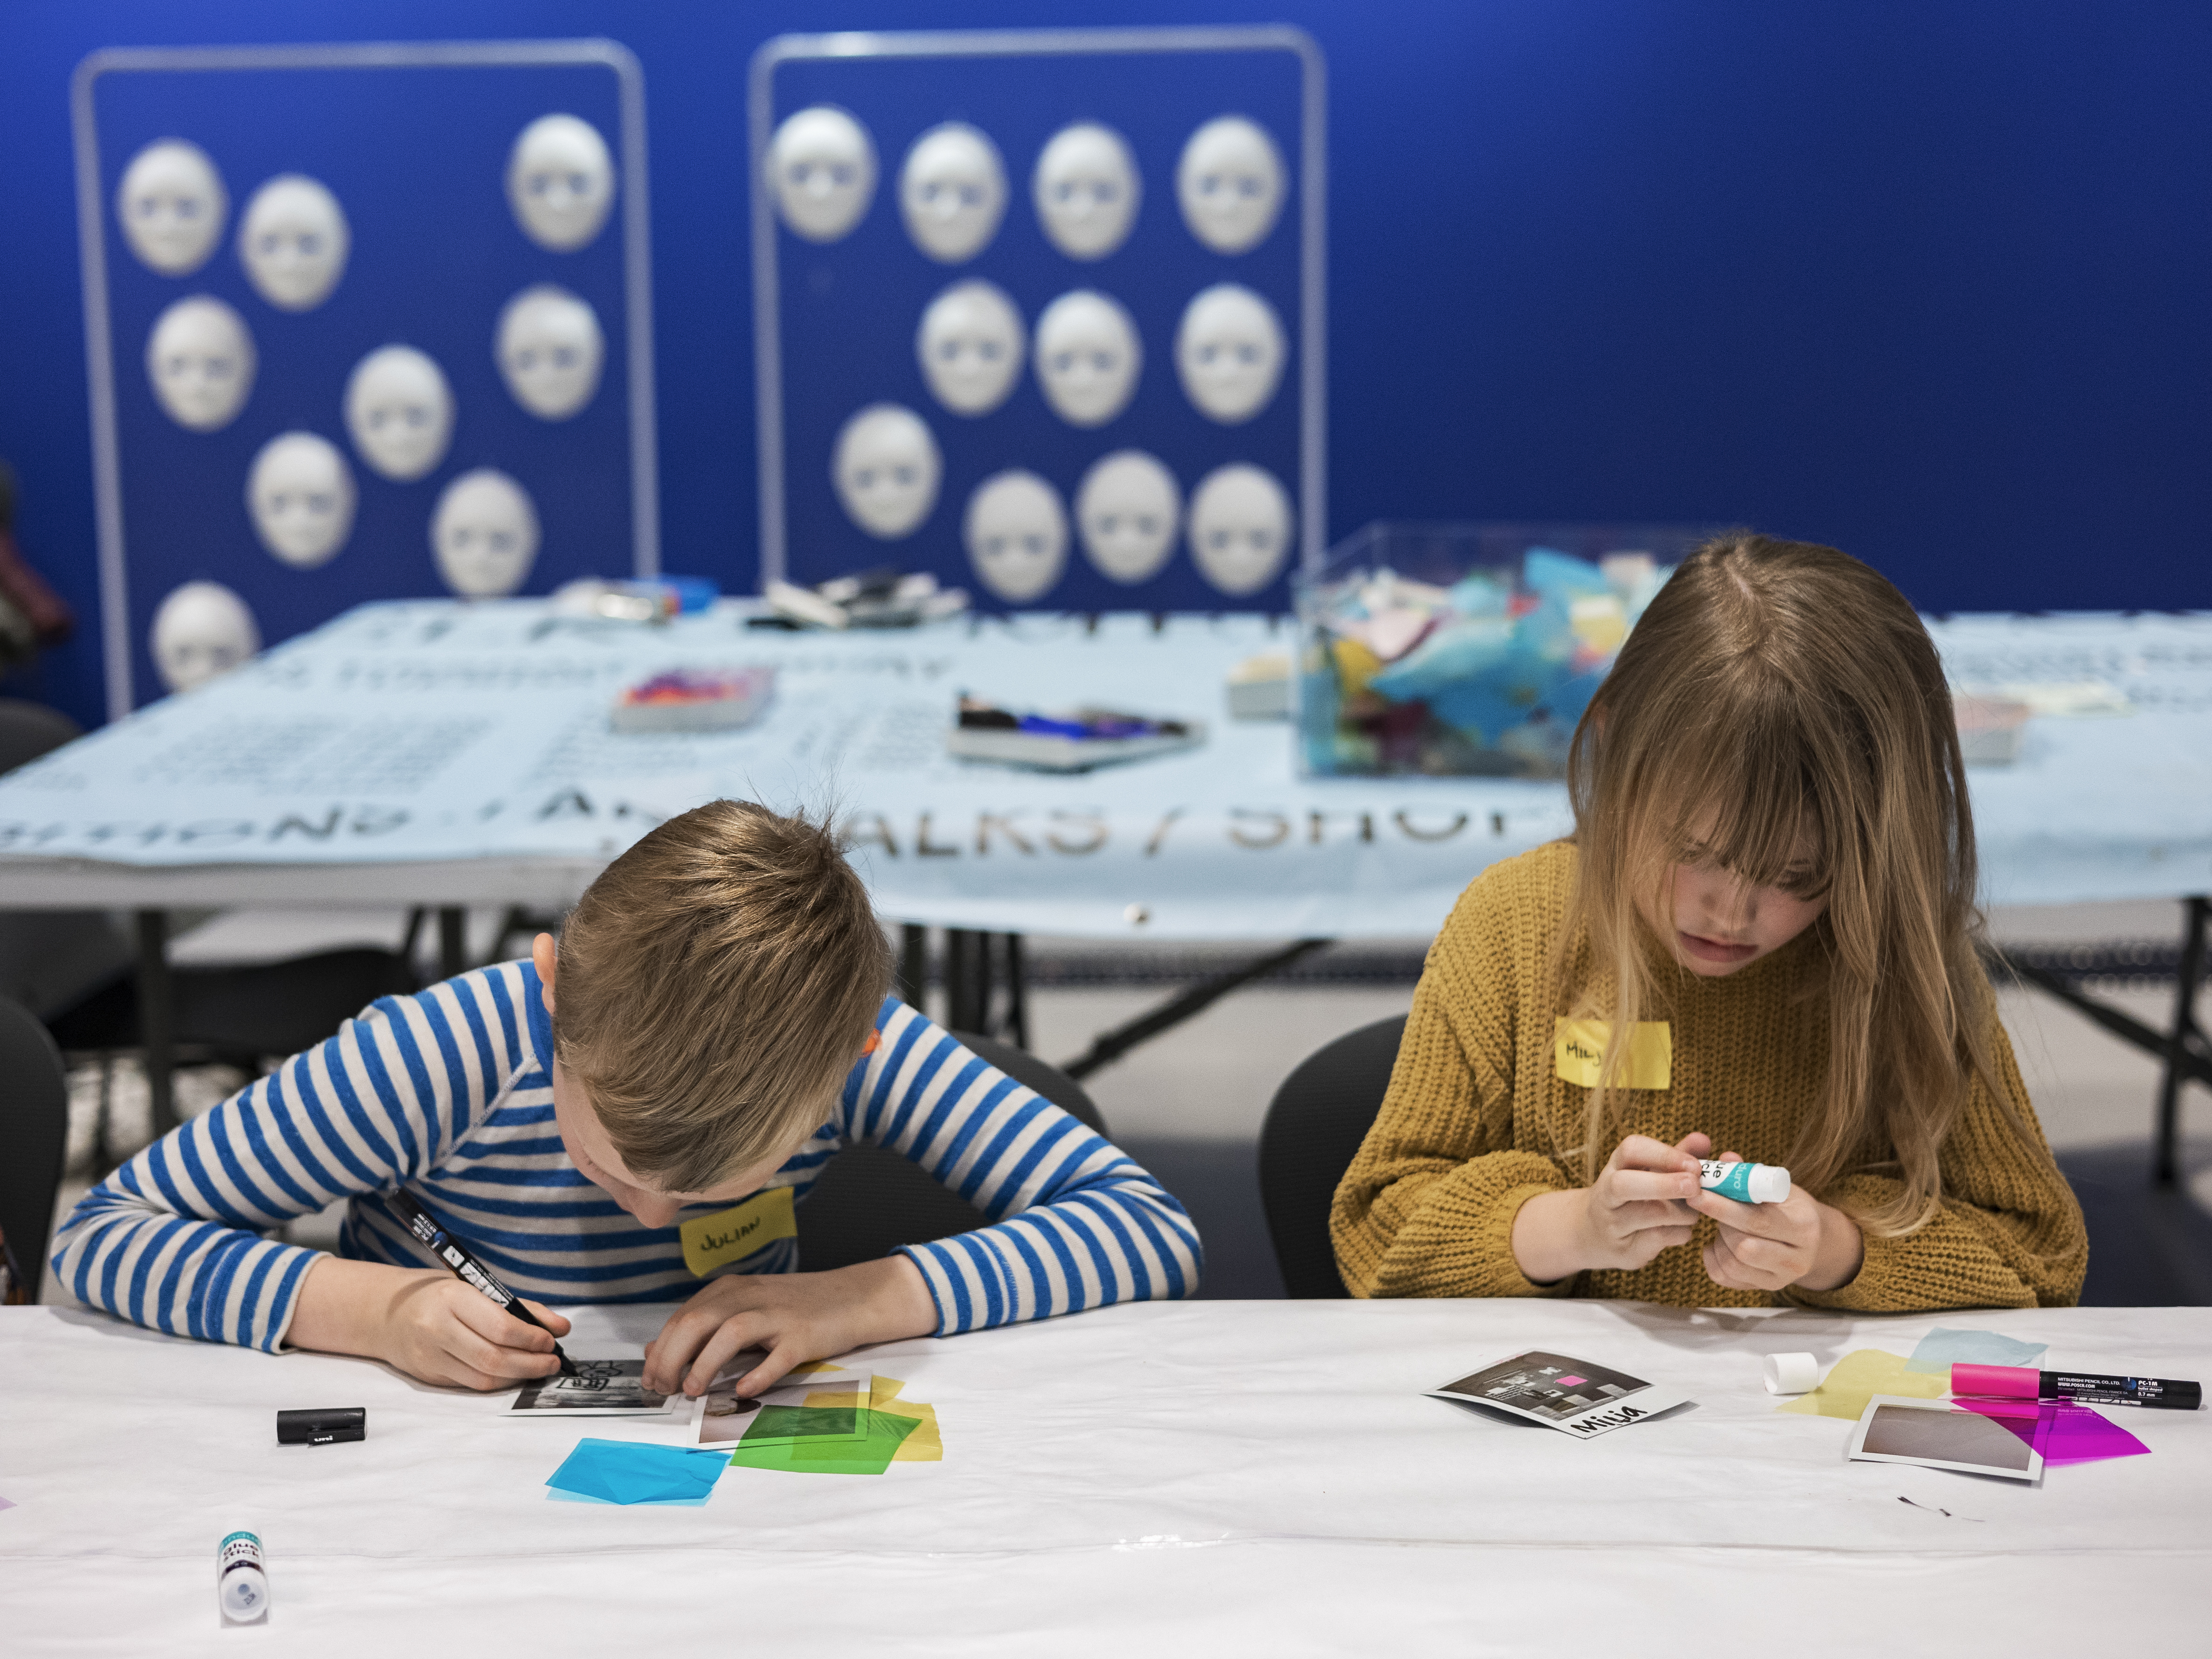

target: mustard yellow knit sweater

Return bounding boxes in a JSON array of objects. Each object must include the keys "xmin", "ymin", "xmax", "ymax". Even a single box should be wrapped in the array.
[{"xmin": 1331, "ymin": 842, "xmax": 2087, "ymax": 1309}]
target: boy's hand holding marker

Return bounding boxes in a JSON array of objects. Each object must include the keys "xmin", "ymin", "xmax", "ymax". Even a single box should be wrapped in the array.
[{"xmin": 288, "ymin": 1256, "xmax": 574, "ymax": 1392}]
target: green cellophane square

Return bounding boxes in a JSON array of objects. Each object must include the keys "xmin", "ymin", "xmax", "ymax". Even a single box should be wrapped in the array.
[
  {"xmin": 738, "ymin": 1403, "xmax": 864, "ymax": 1447},
  {"xmin": 725, "ymin": 1409, "xmax": 919, "ymax": 1475}
]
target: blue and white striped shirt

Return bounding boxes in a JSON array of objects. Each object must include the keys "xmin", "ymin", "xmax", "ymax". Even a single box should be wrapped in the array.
[{"xmin": 52, "ymin": 961, "xmax": 1200, "ymax": 1351}]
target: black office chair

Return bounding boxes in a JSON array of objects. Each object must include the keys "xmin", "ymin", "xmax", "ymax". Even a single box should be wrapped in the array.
[
  {"xmin": 46, "ymin": 946, "xmax": 421, "ymax": 1067},
  {"xmin": 1258, "ymin": 1015, "xmax": 1407, "ymax": 1298},
  {"xmin": 797, "ymin": 1031, "xmax": 1108, "ymax": 1271},
  {"xmin": 0, "ymin": 698, "xmax": 80, "ymax": 774},
  {"xmin": 178, "ymin": 948, "xmax": 420, "ymax": 1062},
  {"xmin": 0, "ymin": 702, "xmax": 135, "ymax": 1021},
  {"xmin": 0, "ymin": 994, "xmax": 69, "ymax": 1303}
]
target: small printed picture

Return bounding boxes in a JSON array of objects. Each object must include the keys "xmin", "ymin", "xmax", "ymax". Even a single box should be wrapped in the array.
[
  {"xmin": 693, "ymin": 1367, "xmax": 871, "ymax": 1449},
  {"xmin": 1847, "ymin": 1396, "xmax": 2043, "ymax": 1483},
  {"xmin": 1426, "ymin": 1350, "xmax": 1688, "ymax": 1439},
  {"xmin": 1436, "ymin": 1351, "xmax": 1653, "ymax": 1421},
  {"xmin": 509, "ymin": 1358, "xmax": 678, "ymax": 1416},
  {"xmin": 694, "ymin": 1385, "xmax": 764, "ymax": 1448}
]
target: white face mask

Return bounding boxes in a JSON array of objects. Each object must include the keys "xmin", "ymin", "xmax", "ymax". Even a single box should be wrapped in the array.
[
  {"xmin": 832, "ymin": 404, "xmax": 942, "ymax": 539},
  {"xmin": 237, "ymin": 174, "xmax": 349, "ymax": 311},
  {"xmin": 506, "ymin": 113, "xmax": 617, "ymax": 251},
  {"xmin": 431, "ymin": 469, "xmax": 541, "ymax": 598},
  {"xmin": 116, "ymin": 139, "xmax": 228, "ymax": 276},
  {"xmin": 1176, "ymin": 116, "xmax": 1286, "ymax": 254},
  {"xmin": 1033, "ymin": 290, "xmax": 1142, "ymax": 427},
  {"xmin": 1174, "ymin": 284, "xmax": 1287, "ymax": 424},
  {"xmin": 900, "ymin": 123, "xmax": 1008, "ymax": 263},
  {"xmin": 146, "ymin": 296, "xmax": 257, "ymax": 431},
  {"xmin": 344, "ymin": 346, "xmax": 455, "ymax": 481},
  {"xmin": 1075, "ymin": 451, "xmax": 1182, "ymax": 585},
  {"xmin": 964, "ymin": 471, "xmax": 1068, "ymax": 603},
  {"xmin": 1032, "ymin": 122, "xmax": 1140, "ymax": 260},
  {"xmin": 1187, "ymin": 463, "xmax": 1294, "ymax": 596},
  {"xmin": 769, "ymin": 106, "xmax": 878, "ymax": 243},
  {"xmin": 151, "ymin": 581, "xmax": 259, "ymax": 693},
  {"xmin": 916, "ymin": 280, "xmax": 1025, "ymax": 416},
  {"xmin": 247, "ymin": 432, "xmax": 356, "ymax": 569},
  {"xmin": 496, "ymin": 285, "xmax": 605, "ymax": 421}
]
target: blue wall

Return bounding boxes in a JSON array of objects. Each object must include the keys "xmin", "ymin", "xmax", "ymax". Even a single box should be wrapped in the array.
[{"xmin": 4, "ymin": 0, "xmax": 2207, "ymax": 729}]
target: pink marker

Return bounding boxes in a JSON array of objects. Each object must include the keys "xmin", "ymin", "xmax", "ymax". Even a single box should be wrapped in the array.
[{"xmin": 1953, "ymin": 1362, "xmax": 2200, "ymax": 1411}]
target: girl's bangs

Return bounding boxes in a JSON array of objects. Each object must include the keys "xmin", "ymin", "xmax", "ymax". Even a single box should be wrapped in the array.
[{"xmin": 1625, "ymin": 699, "xmax": 1830, "ymax": 897}]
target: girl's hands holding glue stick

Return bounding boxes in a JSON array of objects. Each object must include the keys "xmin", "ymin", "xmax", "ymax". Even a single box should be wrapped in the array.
[
  {"xmin": 1511, "ymin": 1132, "xmax": 1711, "ymax": 1283},
  {"xmin": 642, "ymin": 1255, "xmax": 938, "ymax": 1400},
  {"xmin": 1690, "ymin": 1152, "xmax": 1865, "ymax": 1293}
]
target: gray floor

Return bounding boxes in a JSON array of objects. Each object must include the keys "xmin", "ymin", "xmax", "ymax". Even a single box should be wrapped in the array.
[{"xmin": 38, "ymin": 899, "xmax": 2212, "ymax": 1308}]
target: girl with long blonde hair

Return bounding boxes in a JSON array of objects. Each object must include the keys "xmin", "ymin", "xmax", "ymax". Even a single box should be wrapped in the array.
[{"xmin": 1331, "ymin": 534, "xmax": 2085, "ymax": 1308}]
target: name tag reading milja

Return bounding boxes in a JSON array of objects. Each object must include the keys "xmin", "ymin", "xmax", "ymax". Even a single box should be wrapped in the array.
[{"xmin": 1553, "ymin": 1018, "xmax": 1672, "ymax": 1090}]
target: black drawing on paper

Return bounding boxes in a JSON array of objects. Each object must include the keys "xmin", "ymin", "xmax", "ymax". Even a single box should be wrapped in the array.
[{"xmin": 510, "ymin": 1358, "xmax": 672, "ymax": 1413}]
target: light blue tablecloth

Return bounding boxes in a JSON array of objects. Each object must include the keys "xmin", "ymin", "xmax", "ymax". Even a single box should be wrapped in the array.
[{"xmin": 0, "ymin": 602, "xmax": 2204, "ymax": 937}]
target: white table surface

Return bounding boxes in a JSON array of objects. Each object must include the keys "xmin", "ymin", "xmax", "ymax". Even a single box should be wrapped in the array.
[{"xmin": 2, "ymin": 1298, "xmax": 2205, "ymax": 1653}]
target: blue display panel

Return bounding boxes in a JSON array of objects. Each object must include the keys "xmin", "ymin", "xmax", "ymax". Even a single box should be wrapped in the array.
[
  {"xmin": 752, "ymin": 28, "xmax": 1323, "ymax": 616},
  {"xmin": 75, "ymin": 42, "xmax": 656, "ymax": 715}
]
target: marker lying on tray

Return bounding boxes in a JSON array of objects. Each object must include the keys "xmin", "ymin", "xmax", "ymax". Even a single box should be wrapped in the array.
[
  {"xmin": 387, "ymin": 1188, "xmax": 578, "ymax": 1378},
  {"xmin": 1953, "ymin": 1362, "xmax": 2200, "ymax": 1410}
]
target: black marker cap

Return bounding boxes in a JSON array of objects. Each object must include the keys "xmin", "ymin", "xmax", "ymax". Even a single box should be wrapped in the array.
[{"xmin": 277, "ymin": 1407, "xmax": 367, "ymax": 1445}]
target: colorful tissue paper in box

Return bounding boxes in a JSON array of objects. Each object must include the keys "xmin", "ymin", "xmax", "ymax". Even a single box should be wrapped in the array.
[
  {"xmin": 1299, "ymin": 529, "xmax": 1684, "ymax": 778},
  {"xmin": 610, "ymin": 666, "xmax": 776, "ymax": 733}
]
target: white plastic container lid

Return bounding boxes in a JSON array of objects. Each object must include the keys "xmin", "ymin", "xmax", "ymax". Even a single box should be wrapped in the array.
[
  {"xmin": 1745, "ymin": 1164, "xmax": 1792, "ymax": 1204},
  {"xmin": 1763, "ymin": 1352, "xmax": 1820, "ymax": 1394}
]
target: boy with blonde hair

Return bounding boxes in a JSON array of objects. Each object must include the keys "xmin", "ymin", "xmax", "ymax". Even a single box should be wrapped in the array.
[{"xmin": 55, "ymin": 802, "xmax": 1200, "ymax": 1397}]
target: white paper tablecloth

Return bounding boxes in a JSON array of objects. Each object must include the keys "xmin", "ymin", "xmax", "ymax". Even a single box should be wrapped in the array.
[{"xmin": 2, "ymin": 1298, "xmax": 2205, "ymax": 1653}]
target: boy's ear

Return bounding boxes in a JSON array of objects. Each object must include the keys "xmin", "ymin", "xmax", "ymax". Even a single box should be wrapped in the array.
[{"xmin": 532, "ymin": 932, "xmax": 558, "ymax": 1010}]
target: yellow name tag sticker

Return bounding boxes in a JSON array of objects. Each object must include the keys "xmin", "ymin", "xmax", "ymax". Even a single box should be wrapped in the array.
[
  {"xmin": 1553, "ymin": 1018, "xmax": 1672, "ymax": 1090},
  {"xmin": 679, "ymin": 1187, "xmax": 798, "ymax": 1277}
]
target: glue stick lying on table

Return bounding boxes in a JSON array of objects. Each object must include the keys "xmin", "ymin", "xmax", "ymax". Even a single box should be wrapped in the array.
[
  {"xmin": 1699, "ymin": 1160, "xmax": 1791, "ymax": 1204},
  {"xmin": 217, "ymin": 1530, "xmax": 269, "ymax": 1624}
]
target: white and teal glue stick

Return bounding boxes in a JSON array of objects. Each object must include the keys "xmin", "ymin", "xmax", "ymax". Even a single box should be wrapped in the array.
[
  {"xmin": 1699, "ymin": 1160, "xmax": 1791, "ymax": 1204},
  {"xmin": 216, "ymin": 1530, "xmax": 269, "ymax": 1624}
]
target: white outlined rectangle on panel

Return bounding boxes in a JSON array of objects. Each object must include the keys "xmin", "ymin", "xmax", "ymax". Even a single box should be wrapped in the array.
[
  {"xmin": 74, "ymin": 39, "xmax": 658, "ymax": 720},
  {"xmin": 750, "ymin": 27, "xmax": 1325, "ymax": 610}
]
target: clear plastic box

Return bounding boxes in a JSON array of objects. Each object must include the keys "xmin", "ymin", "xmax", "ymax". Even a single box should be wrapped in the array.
[{"xmin": 1296, "ymin": 522, "xmax": 1709, "ymax": 777}]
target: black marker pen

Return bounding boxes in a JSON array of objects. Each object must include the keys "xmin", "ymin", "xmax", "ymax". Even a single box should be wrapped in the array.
[
  {"xmin": 386, "ymin": 1188, "xmax": 577, "ymax": 1377},
  {"xmin": 1954, "ymin": 1362, "xmax": 2200, "ymax": 1410}
]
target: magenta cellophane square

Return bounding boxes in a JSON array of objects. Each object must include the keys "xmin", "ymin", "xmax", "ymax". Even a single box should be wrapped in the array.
[{"xmin": 1955, "ymin": 1398, "xmax": 2149, "ymax": 1465}]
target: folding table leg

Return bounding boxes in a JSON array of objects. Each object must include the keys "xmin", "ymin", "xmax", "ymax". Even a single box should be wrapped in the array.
[
  {"xmin": 897, "ymin": 924, "xmax": 928, "ymax": 1013},
  {"xmin": 2154, "ymin": 895, "xmax": 2209, "ymax": 1187},
  {"xmin": 1004, "ymin": 933, "xmax": 1028, "ymax": 1050},
  {"xmin": 437, "ymin": 908, "xmax": 468, "ymax": 980},
  {"xmin": 134, "ymin": 909, "xmax": 176, "ymax": 1138},
  {"xmin": 945, "ymin": 929, "xmax": 985, "ymax": 1035}
]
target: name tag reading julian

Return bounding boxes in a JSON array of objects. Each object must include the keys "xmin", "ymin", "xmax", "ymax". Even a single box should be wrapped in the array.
[
  {"xmin": 679, "ymin": 1187, "xmax": 798, "ymax": 1277},
  {"xmin": 1553, "ymin": 1018, "xmax": 1672, "ymax": 1090}
]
